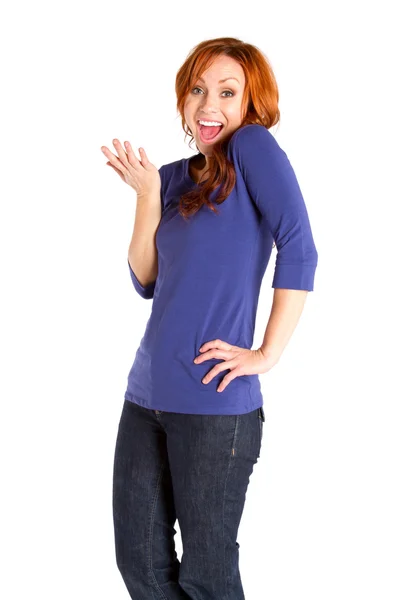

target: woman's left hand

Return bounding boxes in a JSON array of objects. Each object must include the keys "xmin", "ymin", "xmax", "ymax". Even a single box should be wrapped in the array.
[{"xmin": 193, "ymin": 339, "xmax": 280, "ymax": 392}]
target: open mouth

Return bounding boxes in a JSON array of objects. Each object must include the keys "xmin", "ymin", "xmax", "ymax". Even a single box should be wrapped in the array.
[{"xmin": 197, "ymin": 121, "xmax": 224, "ymax": 143}]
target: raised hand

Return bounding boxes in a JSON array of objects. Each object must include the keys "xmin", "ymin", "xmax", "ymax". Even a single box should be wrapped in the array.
[{"xmin": 101, "ymin": 139, "xmax": 161, "ymax": 199}]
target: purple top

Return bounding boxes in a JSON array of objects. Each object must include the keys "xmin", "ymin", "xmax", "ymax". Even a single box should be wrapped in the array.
[{"xmin": 124, "ymin": 124, "xmax": 318, "ymax": 415}]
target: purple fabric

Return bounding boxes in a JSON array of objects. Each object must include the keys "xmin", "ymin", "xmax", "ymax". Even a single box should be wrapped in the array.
[{"xmin": 125, "ymin": 125, "xmax": 318, "ymax": 414}]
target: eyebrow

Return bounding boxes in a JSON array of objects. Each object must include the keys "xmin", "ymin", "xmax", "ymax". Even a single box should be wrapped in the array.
[{"xmin": 198, "ymin": 77, "xmax": 240, "ymax": 84}]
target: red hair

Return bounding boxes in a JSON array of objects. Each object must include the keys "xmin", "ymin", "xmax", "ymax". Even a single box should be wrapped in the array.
[{"xmin": 175, "ymin": 36, "xmax": 280, "ymax": 219}]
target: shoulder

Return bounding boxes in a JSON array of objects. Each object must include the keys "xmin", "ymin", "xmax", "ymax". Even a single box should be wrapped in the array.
[
  {"xmin": 158, "ymin": 157, "xmax": 185, "ymax": 186},
  {"xmin": 159, "ymin": 157, "xmax": 185, "ymax": 174},
  {"xmin": 229, "ymin": 124, "xmax": 282, "ymax": 155},
  {"xmin": 228, "ymin": 124, "xmax": 290, "ymax": 176}
]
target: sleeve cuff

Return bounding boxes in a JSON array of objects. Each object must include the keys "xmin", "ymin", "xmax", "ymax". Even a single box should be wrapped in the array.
[
  {"xmin": 272, "ymin": 263, "xmax": 317, "ymax": 291},
  {"xmin": 128, "ymin": 258, "xmax": 156, "ymax": 299}
]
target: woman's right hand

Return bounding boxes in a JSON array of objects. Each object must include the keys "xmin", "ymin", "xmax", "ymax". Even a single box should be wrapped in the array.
[{"xmin": 101, "ymin": 139, "xmax": 161, "ymax": 198}]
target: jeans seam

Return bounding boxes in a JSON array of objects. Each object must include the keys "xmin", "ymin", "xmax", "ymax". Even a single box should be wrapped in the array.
[
  {"xmin": 222, "ymin": 414, "xmax": 240, "ymax": 597},
  {"xmin": 147, "ymin": 459, "xmax": 169, "ymax": 600}
]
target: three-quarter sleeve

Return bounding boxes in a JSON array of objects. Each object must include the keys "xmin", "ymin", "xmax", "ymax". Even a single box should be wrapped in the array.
[
  {"xmin": 127, "ymin": 258, "xmax": 156, "ymax": 299},
  {"xmin": 232, "ymin": 125, "xmax": 318, "ymax": 291}
]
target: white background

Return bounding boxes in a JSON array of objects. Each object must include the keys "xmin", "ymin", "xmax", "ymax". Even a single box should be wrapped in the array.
[{"xmin": 1, "ymin": 1, "xmax": 399, "ymax": 598}]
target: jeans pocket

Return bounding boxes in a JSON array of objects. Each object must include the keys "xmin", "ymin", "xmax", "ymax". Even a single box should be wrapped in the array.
[{"xmin": 258, "ymin": 407, "xmax": 265, "ymax": 444}]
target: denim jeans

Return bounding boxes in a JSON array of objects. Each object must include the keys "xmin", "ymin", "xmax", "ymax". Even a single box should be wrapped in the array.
[{"xmin": 112, "ymin": 399, "xmax": 265, "ymax": 599}]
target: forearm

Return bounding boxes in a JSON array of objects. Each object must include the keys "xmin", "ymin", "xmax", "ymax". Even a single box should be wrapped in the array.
[
  {"xmin": 258, "ymin": 288, "xmax": 309, "ymax": 360},
  {"xmin": 128, "ymin": 193, "xmax": 162, "ymax": 287}
]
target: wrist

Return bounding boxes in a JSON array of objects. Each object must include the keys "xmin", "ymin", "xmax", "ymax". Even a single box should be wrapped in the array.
[{"xmin": 258, "ymin": 345, "xmax": 282, "ymax": 362}]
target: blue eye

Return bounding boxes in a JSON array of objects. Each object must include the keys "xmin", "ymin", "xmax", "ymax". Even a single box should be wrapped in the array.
[{"xmin": 192, "ymin": 87, "xmax": 234, "ymax": 97}]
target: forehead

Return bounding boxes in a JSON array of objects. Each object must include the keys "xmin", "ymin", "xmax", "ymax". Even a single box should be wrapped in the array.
[{"xmin": 197, "ymin": 56, "xmax": 244, "ymax": 84}]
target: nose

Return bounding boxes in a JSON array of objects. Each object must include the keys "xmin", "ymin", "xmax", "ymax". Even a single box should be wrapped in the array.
[{"xmin": 198, "ymin": 91, "xmax": 221, "ymax": 115}]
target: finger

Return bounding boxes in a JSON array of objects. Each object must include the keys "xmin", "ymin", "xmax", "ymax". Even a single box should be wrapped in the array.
[
  {"xmin": 101, "ymin": 146, "xmax": 123, "ymax": 168},
  {"xmin": 202, "ymin": 366, "xmax": 220, "ymax": 384},
  {"xmin": 199, "ymin": 339, "xmax": 232, "ymax": 353},
  {"xmin": 112, "ymin": 139, "xmax": 131, "ymax": 169},
  {"xmin": 138, "ymin": 147, "xmax": 150, "ymax": 168},
  {"xmin": 202, "ymin": 360, "xmax": 236, "ymax": 383},
  {"xmin": 194, "ymin": 349, "xmax": 232, "ymax": 363},
  {"xmin": 106, "ymin": 162, "xmax": 125, "ymax": 181},
  {"xmin": 217, "ymin": 368, "xmax": 241, "ymax": 392},
  {"xmin": 123, "ymin": 140, "xmax": 143, "ymax": 169},
  {"xmin": 101, "ymin": 146, "xmax": 128, "ymax": 176}
]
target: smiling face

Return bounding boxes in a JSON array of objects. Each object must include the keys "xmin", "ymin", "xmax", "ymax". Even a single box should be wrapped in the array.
[{"xmin": 183, "ymin": 55, "xmax": 246, "ymax": 164}]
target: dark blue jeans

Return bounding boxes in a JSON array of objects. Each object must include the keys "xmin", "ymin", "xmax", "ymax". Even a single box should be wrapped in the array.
[{"xmin": 112, "ymin": 399, "xmax": 265, "ymax": 599}]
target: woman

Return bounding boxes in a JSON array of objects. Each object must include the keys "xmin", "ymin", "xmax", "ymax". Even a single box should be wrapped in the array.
[{"xmin": 101, "ymin": 37, "xmax": 318, "ymax": 600}]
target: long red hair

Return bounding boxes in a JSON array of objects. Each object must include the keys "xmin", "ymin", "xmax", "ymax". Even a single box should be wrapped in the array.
[{"xmin": 175, "ymin": 37, "xmax": 280, "ymax": 219}]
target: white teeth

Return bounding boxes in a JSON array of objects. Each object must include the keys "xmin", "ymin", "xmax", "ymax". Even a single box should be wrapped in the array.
[{"xmin": 198, "ymin": 120, "xmax": 223, "ymax": 126}]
